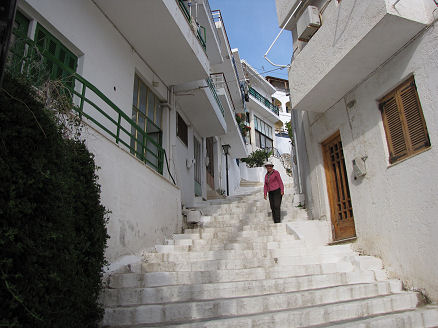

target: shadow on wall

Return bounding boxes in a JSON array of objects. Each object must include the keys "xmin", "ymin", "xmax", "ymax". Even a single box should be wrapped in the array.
[{"xmin": 333, "ymin": 0, "xmax": 359, "ymax": 46}]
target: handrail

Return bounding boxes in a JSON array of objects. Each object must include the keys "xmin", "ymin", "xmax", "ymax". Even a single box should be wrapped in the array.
[
  {"xmin": 248, "ymin": 86, "xmax": 279, "ymax": 115},
  {"xmin": 8, "ymin": 34, "xmax": 175, "ymax": 178},
  {"xmin": 206, "ymin": 77, "xmax": 224, "ymax": 117}
]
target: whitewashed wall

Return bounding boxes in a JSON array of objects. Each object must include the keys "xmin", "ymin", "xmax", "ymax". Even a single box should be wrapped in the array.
[
  {"xmin": 20, "ymin": 0, "xmax": 184, "ymax": 262},
  {"xmin": 85, "ymin": 127, "xmax": 182, "ymax": 262},
  {"xmin": 295, "ymin": 23, "xmax": 438, "ymax": 301}
]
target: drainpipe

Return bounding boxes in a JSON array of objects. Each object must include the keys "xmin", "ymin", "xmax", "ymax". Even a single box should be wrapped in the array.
[
  {"xmin": 291, "ymin": 108, "xmax": 304, "ymax": 201},
  {"xmin": 160, "ymin": 86, "xmax": 175, "ymax": 183}
]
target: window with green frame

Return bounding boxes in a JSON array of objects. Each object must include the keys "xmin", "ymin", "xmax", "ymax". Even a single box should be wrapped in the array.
[
  {"xmin": 254, "ymin": 115, "xmax": 273, "ymax": 150},
  {"xmin": 131, "ymin": 75, "xmax": 163, "ymax": 170},
  {"xmin": 8, "ymin": 11, "xmax": 30, "ymax": 75},
  {"xmin": 34, "ymin": 24, "xmax": 78, "ymax": 89}
]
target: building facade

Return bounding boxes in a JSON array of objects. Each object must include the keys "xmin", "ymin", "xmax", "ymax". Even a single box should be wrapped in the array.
[
  {"xmin": 239, "ymin": 60, "xmax": 281, "ymax": 154},
  {"xmin": 266, "ymin": 76, "xmax": 292, "ymax": 155},
  {"xmin": 275, "ymin": 0, "xmax": 438, "ymax": 301},
  {"xmin": 10, "ymin": 0, "xmax": 247, "ymax": 262}
]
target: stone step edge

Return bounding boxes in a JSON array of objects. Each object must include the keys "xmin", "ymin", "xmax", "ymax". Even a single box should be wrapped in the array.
[
  {"xmin": 108, "ymin": 268, "xmax": 386, "ymax": 288},
  {"xmin": 313, "ymin": 306, "xmax": 438, "ymax": 328},
  {"xmin": 104, "ymin": 279, "xmax": 401, "ymax": 308},
  {"xmin": 102, "ymin": 293, "xmax": 419, "ymax": 327}
]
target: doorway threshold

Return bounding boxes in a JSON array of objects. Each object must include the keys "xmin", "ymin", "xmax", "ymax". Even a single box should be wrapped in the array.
[{"xmin": 328, "ymin": 236, "xmax": 357, "ymax": 245}]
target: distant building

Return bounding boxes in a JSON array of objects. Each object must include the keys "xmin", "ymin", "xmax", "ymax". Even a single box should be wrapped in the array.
[
  {"xmin": 239, "ymin": 60, "xmax": 281, "ymax": 154},
  {"xmin": 266, "ymin": 76, "xmax": 292, "ymax": 155},
  {"xmin": 274, "ymin": 0, "xmax": 438, "ymax": 301}
]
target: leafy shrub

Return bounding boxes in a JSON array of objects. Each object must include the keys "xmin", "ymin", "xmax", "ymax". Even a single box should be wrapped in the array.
[
  {"xmin": 0, "ymin": 74, "xmax": 108, "ymax": 328},
  {"xmin": 241, "ymin": 149, "xmax": 272, "ymax": 168}
]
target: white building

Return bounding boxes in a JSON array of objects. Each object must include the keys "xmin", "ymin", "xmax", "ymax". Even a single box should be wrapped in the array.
[
  {"xmin": 10, "ymin": 0, "xmax": 247, "ymax": 263},
  {"xmin": 266, "ymin": 76, "xmax": 292, "ymax": 155},
  {"xmin": 239, "ymin": 59, "xmax": 281, "ymax": 154},
  {"xmin": 275, "ymin": 0, "xmax": 438, "ymax": 301}
]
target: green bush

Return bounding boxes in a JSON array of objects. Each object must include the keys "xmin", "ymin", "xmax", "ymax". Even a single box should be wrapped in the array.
[
  {"xmin": 0, "ymin": 74, "xmax": 108, "ymax": 328},
  {"xmin": 241, "ymin": 149, "xmax": 272, "ymax": 168}
]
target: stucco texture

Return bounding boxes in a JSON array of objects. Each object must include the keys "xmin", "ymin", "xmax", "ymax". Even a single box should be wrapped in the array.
[{"xmin": 296, "ymin": 24, "xmax": 438, "ymax": 301}]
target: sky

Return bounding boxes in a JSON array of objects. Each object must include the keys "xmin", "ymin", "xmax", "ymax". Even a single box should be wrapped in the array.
[{"xmin": 208, "ymin": 0, "xmax": 292, "ymax": 80}]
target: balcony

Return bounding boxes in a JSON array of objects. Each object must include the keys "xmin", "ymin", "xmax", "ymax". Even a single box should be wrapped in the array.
[
  {"xmin": 8, "ymin": 33, "xmax": 166, "ymax": 175},
  {"xmin": 288, "ymin": 0, "xmax": 430, "ymax": 112},
  {"xmin": 93, "ymin": 0, "xmax": 210, "ymax": 86},
  {"xmin": 249, "ymin": 87, "xmax": 279, "ymax": 116},
  {"xmin": 211, "ymin": 10, "xmax": 246, "ymax": 113},
  {"xmin": 192, "ymin": 0, "xmax": 223, "ymax": 65},
  {"xmin": 211, "ymin": 73, "xmax": 247, "ymax": 158},
  {"xmin": 174, "ymin": 78, "xmax": 227, "ymax": 137}
]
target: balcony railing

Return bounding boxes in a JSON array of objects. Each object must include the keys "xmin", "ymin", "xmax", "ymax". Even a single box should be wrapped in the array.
[
  {"xmin": 206, "ymin": 77, "xmax": 224, "ymax": 117},
  {"xmin": 248, "ymin": 87, "xmax": 279, "ymax": 115},
  {"xmin": 177, "ymin": 0, "xmax": 207, "ymax": 51},
  {"xmin": 210, "ymin": 72, "xmax": 235, "ymax": 111},
  {"xmin": 8, "ymin": 34, "xmax": 167, "ymax": 175},
  {"xmin": 212, "ymin": 9, "xmax": 246, "ymax": 108}
]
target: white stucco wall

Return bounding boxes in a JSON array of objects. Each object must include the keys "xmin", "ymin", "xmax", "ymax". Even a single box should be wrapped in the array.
[
  {"xmin": 293, "ymin": 21, "xmax": 438, "ymax": 301},
  {"xmin": 19, "ymin": 0, "xmax": 188, "ymax": 263},
  {"xmin": 219, "ymin": 154, "xmax": 241, "ymax": 196},
  {"xmin": 275, "ymin": 135, "xmax": 292, "ymax": 155},
  {"xmin": 240, "ymin": 165, "xmax": 265, "ymax": 183},
  {"xmin": 85, "ymin": 127, "xmax": 182, "ymax": 263}
]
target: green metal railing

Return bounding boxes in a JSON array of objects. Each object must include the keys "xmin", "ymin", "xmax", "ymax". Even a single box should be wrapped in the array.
[
  {"xmin": 206, "ymin": 78, "xmax": 224, "ymax": 117},
  {"xmin": 8, "ymin": 35, "xmax": 165, "ymax": 175},
  {"xmin": 177, "ymin": 0, "xmax": 207, "ymax": 51},
  {"xmin": 197, "ymin": 25, "xmax": 206, "ymax": 51},
  {"xmin": 248, "ymin": 87, "xmax": 279, "ymax": 116}
]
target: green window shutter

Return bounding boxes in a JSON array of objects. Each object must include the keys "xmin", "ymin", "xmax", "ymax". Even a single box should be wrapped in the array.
[
  {"xmin": 34, "ymin": 24, "xmax": 78, "ymax": 85},
  {"xmin": 8, "ymin": 11, "xmax": 30, "ymax": 74},
  {"xmin": 14, "ymin": 11, "xmax": 29, "ymax": 36}
]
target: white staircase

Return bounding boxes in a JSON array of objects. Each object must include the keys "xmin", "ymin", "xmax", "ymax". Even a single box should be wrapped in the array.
[{"xmin": 102, "ymin": 187, "xmax": 438, "ymax": 327}]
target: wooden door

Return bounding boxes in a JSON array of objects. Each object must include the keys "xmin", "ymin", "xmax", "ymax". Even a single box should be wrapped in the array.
[
  {"xmin": 322, "ymin": 132, "xmax": 356, "ymax": 241},
  {"xmin": 206, "ymin": 137, "xmax": 215, "ymax": 190},
  {"xmin": 194, "ymin": 137, "xmax": 202, "ymax": 196}
]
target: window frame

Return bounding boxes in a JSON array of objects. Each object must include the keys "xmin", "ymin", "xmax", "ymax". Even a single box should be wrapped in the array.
[
  {"xmin": 131, "ymin": 75, "xmax": 163, "ymax": 167},
  {"xmin": 176, "ymin": 112, "xmax": 188, "ymax": 147},
  {"xmin": 379, "ymin": 76, "xmax": 430, "ymax": 164},
  {"xmin": 34, "ymin": 23, "xmax": 78, "ymax": 82},
  {"xmin": 254, "ymin": 115, "xmax": 273, "ymax": 150}
]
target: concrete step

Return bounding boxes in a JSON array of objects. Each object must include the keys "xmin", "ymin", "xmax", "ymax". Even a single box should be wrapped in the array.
[
  {"xmin": 103, "ymin": 270, "xmax": 383, "ymax": 306},
  {"xmin": 108, "ymin": 261, "xmax": 363, "ymax": 289},
  {"xmin": 322, "ymin": 306, "xmax": 438, "ymax": 327},
  {"xmin": 142, "ymin": 251, "xmax": 355, "ymax": 272},
  {"xmin": 102, "ymin": 291, "xmax": 419, "ymax": 327},
  {"xmin": 160, "ymin": 295, "xmax": 429, "ymax": 328},
  {"xmin": 143, "ymin": 245, "xmax": 354, "ymax": 263}
]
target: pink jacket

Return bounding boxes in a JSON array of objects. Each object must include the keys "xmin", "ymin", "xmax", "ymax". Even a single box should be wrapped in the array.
[{"xmin": 264, "ymin": 169, "xmax": 284, "ymax": 197}]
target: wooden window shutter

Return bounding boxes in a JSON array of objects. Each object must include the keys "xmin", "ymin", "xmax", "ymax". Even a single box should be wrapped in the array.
[
  {"xmin": 399, "ymin": 80, "xmax": 430, "ymax": 152},
  {"xmin": 380, "ymin": 95, "xmax": 408, "ymax": 163},
  {"xmin": 380, "ymin": 77, "xmax": 430, "ymax": 164}
]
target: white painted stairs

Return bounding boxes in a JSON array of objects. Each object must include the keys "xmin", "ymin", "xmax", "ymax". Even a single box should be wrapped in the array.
[{"xmin": 102, "ymin": 188, "xmax": 438, "ymax": 327}]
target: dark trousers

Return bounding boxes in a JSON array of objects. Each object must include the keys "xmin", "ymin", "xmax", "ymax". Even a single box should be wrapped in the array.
[{"xmin": 268, "ymin": 188, "xmax": 282, "ymax": 223}]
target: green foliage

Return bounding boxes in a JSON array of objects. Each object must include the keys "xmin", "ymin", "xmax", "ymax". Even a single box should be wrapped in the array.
[
  {"xmin": 0, "ymin": 74, "xmax": 109, "ymax": 328},
  {"xmin": 241, "ymin": 149, "xmax": 272, "ymax": 168},
  {"xmin": 235, "ymin": 114, "xmax": 250, "ymax": 137},
  {"xmin": 285, "ymin": 121, "xmax": 293, "ymax": 140}
]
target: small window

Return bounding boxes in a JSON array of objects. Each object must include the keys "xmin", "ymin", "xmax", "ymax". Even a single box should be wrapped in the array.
[
  {"xmin": 379, "ymin": 77, "xmax": 430, "ymax": 164},
  {"xmin": 177, "ymin": 112, "xmax": 188, "ymax": 146}
]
